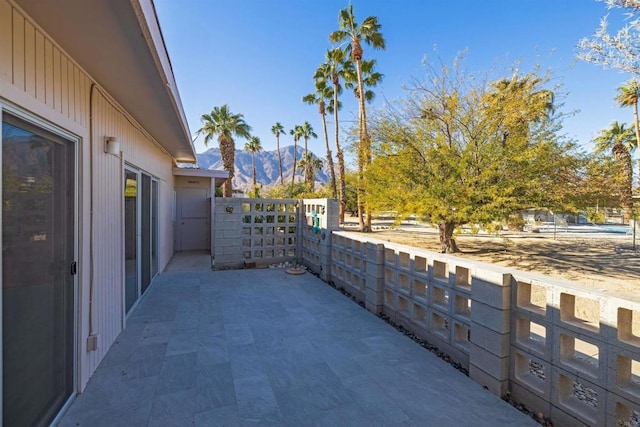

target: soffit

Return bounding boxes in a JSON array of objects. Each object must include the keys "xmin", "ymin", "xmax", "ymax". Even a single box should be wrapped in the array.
[{"xmin": 14, "ymin": 0, "xmax": 196, "ymax": 162}]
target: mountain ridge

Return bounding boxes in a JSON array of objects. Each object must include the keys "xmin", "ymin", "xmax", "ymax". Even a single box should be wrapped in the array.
[{"xmin": 194, "ymin": 145, "xmax": 330, "ymax": 190}]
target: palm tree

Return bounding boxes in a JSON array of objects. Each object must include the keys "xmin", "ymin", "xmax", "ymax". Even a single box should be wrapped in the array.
[
  {"xmin": 300, "ymin": 121, "xmax": 317, "ymax": 156},
  {"xmin": 271, "ymin": 122, "xmax": 286, "ymax": 187},
  {"xmin": 316, "ymin": 48, "xmax": 354, "ymax": 223},
  {"xmin": 616, "ymin": 79, "xmax": 640, "ymax": 177},
  {"xmin": 330, "ymin": 5, "xmax": 386, "ymax": 231},
  {"xmin": 346, "ymin": 59, "xmax": 383, "ymax": 104},
  {"xmin": 344, "ymin": 59, "xmax": 384, "ymax": 231},
  {"xmin": 289, "ymin": 125, "xmax": 303, "ymax": 191},
  {"xmin": 244, "ymin": 136, "xmax": 262, "ymax": 189},
  {"xmin": 297, "ymin": 152, "xmax": 324, "ymax": 192},
  {"xmin": 303, "ymin": 79, "xmax": 337, "ymax": 198},
  {"xmin": 300, "ymin": 121, "xmax": 318, "ymax": 188},
  {"xmin": 593, "ymin": 121, "xmax": 636, "ymax": 222},
  {"xmin": 197, "ymin": 105, "xmax": 251, "ymax": 197}
]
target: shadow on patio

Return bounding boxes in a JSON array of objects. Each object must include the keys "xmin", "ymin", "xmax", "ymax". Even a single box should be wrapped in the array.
[{"xmin": 59, "ymin": 267, "xmax": 537, "ymax": 426}]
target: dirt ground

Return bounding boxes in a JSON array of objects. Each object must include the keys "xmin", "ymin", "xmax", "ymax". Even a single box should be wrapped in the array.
[{"xmin": 344, "ymin": 221, "xmax": 640, "ymax": 299}]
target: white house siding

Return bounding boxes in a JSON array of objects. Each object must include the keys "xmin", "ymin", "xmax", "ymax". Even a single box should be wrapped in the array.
[{"xmin": 0, "ymin": 0, "xmax": 178, "ymax": 391}]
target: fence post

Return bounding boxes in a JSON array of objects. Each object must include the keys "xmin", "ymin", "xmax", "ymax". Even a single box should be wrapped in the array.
[
  {"xmin": 365, "ymin": 242, "xmax": 385, "ymax": 315},
  {"xmin": 468, "ymin": 270, "xmax": 513, "ymax": 397},
  {"xmin": 318, "ymin": 199, "xmax": 339, "ymax": 282}
]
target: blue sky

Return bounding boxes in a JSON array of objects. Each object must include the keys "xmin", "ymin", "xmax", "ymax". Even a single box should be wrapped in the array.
[{"xmin": 155, "ymin": 0, "xmax": 634, "ymax": 163}]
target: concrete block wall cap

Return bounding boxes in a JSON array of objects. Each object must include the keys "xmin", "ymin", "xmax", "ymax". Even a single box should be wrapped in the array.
[
  {"xmin": 512, "ymin": 270, "xmax": 609, "ymax": 295},
  {"xmin": 471, "ymin": 280, "xmax": 511, "ymax": 307},
  {"xmin": 601, "ymin": 293, "xmax": 640, "ymax": 306},
  {"xmin": 471, "ymin": 269, "xmax": 512, "ymax": 286}
]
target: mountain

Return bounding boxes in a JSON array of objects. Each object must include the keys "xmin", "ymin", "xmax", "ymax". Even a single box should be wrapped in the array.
[{"xmin": 194, "ymin": 145, "xmax": 330, "ymax": 191}]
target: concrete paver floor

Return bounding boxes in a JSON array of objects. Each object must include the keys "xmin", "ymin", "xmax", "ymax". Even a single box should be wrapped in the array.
[
  {"xmin": 59, "ymin": 268, "xmax": 538, "ymax": 426},
  {"xmin": 164, "ymin": 250, "xmax": 211, "ymax": 272}
]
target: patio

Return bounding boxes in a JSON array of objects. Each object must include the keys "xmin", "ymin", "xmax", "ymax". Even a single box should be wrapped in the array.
[{"xmin": 59, "ymin": 266, "xmax": 537, "ymax": 426}]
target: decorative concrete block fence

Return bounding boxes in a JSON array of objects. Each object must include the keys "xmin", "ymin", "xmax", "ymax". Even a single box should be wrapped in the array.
[
  {"xmin": 213, "ymin": 198, "xmax": 301, "ymax": 269},
  {"xmin": 214, "ymin": 198, "xmax": 640, "ymax": 426}
]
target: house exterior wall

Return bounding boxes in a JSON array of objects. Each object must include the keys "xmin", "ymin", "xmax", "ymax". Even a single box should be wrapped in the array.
[{"xmin": 0, "ymin": 0, "xmax": 177, "ymax": 391}]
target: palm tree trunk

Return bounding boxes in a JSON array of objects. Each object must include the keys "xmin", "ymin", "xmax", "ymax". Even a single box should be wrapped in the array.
[
  {"xmin": 333, "ymin": 83, "xmax": 346, "ymax": 224},
  {"xmin": 277, "ymin": 136, "xmax": 284, "ymax": 187},
  {"xmin": 303, "ymin": 136, "xmax": 309, "ymax": 186},
  {"xmin": 321, "ymin": 112, "xmax": 337, "ymax": 198},
  {"xmin": 219, "ymin": 138, "xmax": 235, "ymax": 197},
  {"xmin": 355, "ymin": 58, "xmax": 369, "ymax": 232},
  {"xmin": 624, "ymin": 151, "xmax": 634, "ymax": 224},
  {"xmin": 290, "ymin": 142, "xmax": 297, "ymax": 194},
  {"xmin": 251, "ymin": 151, "xmax": 256, "ymax": 188},
  {"xmin": 634, "ymin": 101, "xmax": 640, "ymax": 182}
]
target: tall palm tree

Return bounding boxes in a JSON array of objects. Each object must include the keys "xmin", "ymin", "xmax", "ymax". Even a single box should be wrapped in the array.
[
  {"xmin": 244, "ymin": 136, "xmax": 262, "ymax": 189},
  {"xmin": 297, "ymin": 152, "xmax": 324, "ymax": 193},
  {"xmin": 289, "ymin": 125, "xmax": 303, "ymax": 191},
  {"xmin": 616, "ymin": 79, "xmax": 640, "ymax": 177},
  {"xmin": 303, "ymin": 79, "xmax": 337, "ymax": 198},
  {"xmin": 316, "ymin": 48, "xmax": 354, "ymax": 223},
  {"xmin": 300, "ymin": 121, "xmax": 317, "ymax": 156},
  {"xmin": 271, "ymin": 122, "xmax": 286, "ymax": 187},
  {"xmin": 344, "ymin": 59, "xmax": 383, "ymax": 231},
  {"xmin": 300, "ymin": 121, "xmax": 318, "ymax": 189},
  {"xmin": 197, "ymin": 105, "xmax": 251, "ymax": 197},
  {"xmin": 346, "ymin": 59, "xmax": 383, "ymax": 103},
  {"xmin": 593, "ymin": 121, "xmax": 636, "ymax": 222},
  {"xmin": 330, "ymin": 5, "xmax": 386, "ymax": 231}
]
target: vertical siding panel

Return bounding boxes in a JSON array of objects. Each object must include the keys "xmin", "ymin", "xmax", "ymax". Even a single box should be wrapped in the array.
[
  {"xmin": 73, "ymin": 65, "xmax": 80, "ymax": 122},
  {"xmin": 91, "ymin": 92, "xmax": 126, "ymax": 372},
  {"xmin": 67, "ymin": 61, "xmax": 75, "ymax": 121},
  {"xmin": 34, "ymin": 29, "xmax": 45, "ymax": 101},
  {"xmin": 82, "ymin": 75, "xmax": 89, "ymax": 127},
  {"xmin": 44, "ymin": 39, "xmax": 53, "ymax": 107},
  {"xmin": 53, "ymin": 47, "xmax": 61, "ymax": 113},
  {"xmin": 11, "ymin": 8, "xmax": 24, "ymax": 90},
  {"xmin": 60, "ymin": 56, "xmax": 68, "ymax": 117},
  {"xmin": 0, "ymin": 0, "xmax": 12, "ymax": 80},
  {"xmin": 24, "ymin": 20, "xmax": 35, "ymax": 96}
]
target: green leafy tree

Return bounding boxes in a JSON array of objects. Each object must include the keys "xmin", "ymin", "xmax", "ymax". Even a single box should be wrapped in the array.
[
  {"xmin": 366, "ymin": 58, "xmax": 579, "ymax": 252},
  {"xmin": 315, "ymin": 47, "xmax": 355, "ymax": 223},
  {"xmin": 593, "ymin": 121, "xmax": 636, "ymax": 221},
  {"xmin": 271, "ymin": 122, "xmax": 286, "ymax": 187},
  {"xmin": 578, "ymin": 152, "xmax": 628, "ymax": 213},
  {"xmin": 304, "ymin": 81, "xmax": 337, "ymax": 198},
  {"xmin": 197, "ymin": 105, "xmax": 251, "ymax": 197},
  {"xmin": 244, "ymin": 136, "xmax": 262, "ymax": 189},
  {"xmin": 330, "ymin": 4, "xmax": 386, "ymax": 232}
]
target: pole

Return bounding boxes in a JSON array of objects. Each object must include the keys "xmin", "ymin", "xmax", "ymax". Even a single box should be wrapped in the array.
[{"xmin": 634, "ymin": 211, "xmax": 636, "ymax": 251}]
